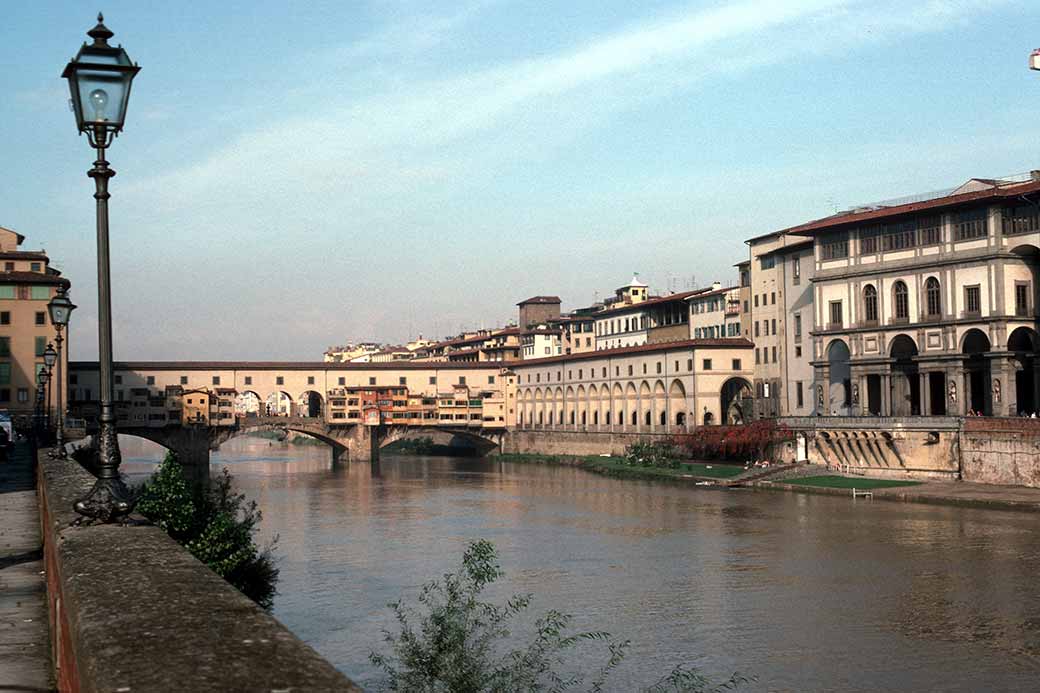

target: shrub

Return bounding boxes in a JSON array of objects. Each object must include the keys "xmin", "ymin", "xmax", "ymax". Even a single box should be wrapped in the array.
[
  {"xmin": 136, "ymin": 452, "xmax": 279, "ymax": 609},
  {"xmin": 370, "ymin": 540, "xmax": 748, "ymax": 692},
  {"xmin": 622, "ymin": 440, "xmax": 683, "ymax": 469},
  {"xmin": 674, "ymin": 421, "xmax": 793, "ymax": 462}
]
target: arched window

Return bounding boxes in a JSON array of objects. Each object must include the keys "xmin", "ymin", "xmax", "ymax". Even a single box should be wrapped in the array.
[
  {"xmin": 925, "ymin": 277, "xmax": 941, "ymax": 317},
  {"xmin": 894, "ymin": 281, "xmax": 909, "ymax": 320},
  {"xmin": 863, "ymin": 285, "xmax": 878, "ymax": 323}
]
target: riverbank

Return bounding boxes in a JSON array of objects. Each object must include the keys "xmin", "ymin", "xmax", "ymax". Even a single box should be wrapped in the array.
[
  {"xmin": 495, "ymin": 452, "xmax": 1040, "ymax": 513},
  {"xmin": 495, "ymin": 452, "xmax": 745, "ymax": 483}
]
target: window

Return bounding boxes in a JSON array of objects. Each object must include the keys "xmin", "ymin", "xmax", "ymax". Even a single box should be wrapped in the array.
[
  {"xmin": 925, "ymin": 277, "xmax": 941, "ymax": 317},
  {"xmin": 822, "ymin": 235, "xmax": 849, "ymax": 260},
  {"xmin": 180, "ymin": 376, "xmax": 188, "ymax": 385},
  {"xmin": 31, "ymin": 262, "xmax": 41, "ymax": 272},
  {"xmin": 732, "ymin": 359, "xmax": 741, "ymax": 370},
  {"xmin": 2, "ymin": 262, "xmax": 11, "ymax": 271},
  {"xmin": 792, "ymin": 257, "xmax": 801, "ymax": 283},
  {"xmin": 35, "ymin": 336, "xmax": 46, "ymax": 356},
  {"xmin": 307, "ymin": 376, "xmax": 315, "ymax": 385},
  {"xmin": 18, "ymin": 387, "xmax": 28, "ymax": 402},
  {"xmin": 35, "ymin": 311, "xmax": 45, "ymax": 325},
  {"xmin": 754, "ymin": 295, "xmax": 759, "ymax": 307},
  {"xmin": 795, "ymin": 345, "xmax": 802, "ymax": 358},
  {"xmin": 1016, "ymin": 283, "xmax": 1030, "ymax": 316},
  {"xmin": 796, "ymin": 381, "xmax": 804, "ymax": 408},
  {"xmin": 771, "ymin": 292, "xmax": 776, "ymax": 305},
  {"xmin": 0, "ymin": 311, "xmax": 7, "ymax": 325},
  {"xmin": 212, "ymin": 376, "xmax": 220, "ymax": 386},
  {"xmin": 0, "ymin": 337, "xmax": 8, "ymax": 357},
  {"xmin": 369, "ymin": 377, "xmax": 377, "ymax": 385},
  {"xmin": 863, "ymin": 285, "xmax": 878, "ymax": 323},
  {"xmin": 628, "ymin": 365, "xmax": 633, "ymax": 376},
  {"xmin": 964, "ymin": 286, "xmax": 981, "ymax": 315},
  {"xmin": 0, "ymin": 363, "xmax": 9, "ymax": 385},
  {"xmin": 772, "ymin": 346, "xmax": 777, "ymax": 363},
  {"xmin": 893, "ymin": 281, "xmax": 909, "ymax": 320},
  {"xmin": 794, "ymin": 313, "xmax": 802, "ymax": 339},
  {"xmin": 458, "ymin": 376, "xmax": 466, "ymax": 385},
  {"xmin": 703, "ymin": 359, "xmax": 712, "ymax": 370},
  {"xmin": 829, "ymin": 301, "xmax": 842, "ymax": 327},
  {"xmin": 760, "ymin": 255, "xmax": 775, "ymax": 270},
  {"xmin": 0, "ymin": 285, "xmax": 12, "ymax": 299},
  {"xmin": 147, "ymin": 376, "xmax": 155, "ymax": 386},
  {"xmin": 883, "ymin": 221, "xmax": 916, "ymax": 251},
  {"xmin": 755, "ymin": 349, "xmax": 760, "ymax": 364},
  {"xmin": 771, "ymin": 318, "xmax": 776, "ymax": 334},
  {"xmin": 429, "ymin": 376, "xmax": 437, "ymax": 385},
  {"xmin": 398, "ymin": 376, "xmax": 406, "ymax": 385},
  {"xmin": 488, "ymin": 375, "xmax": 495, "ymax": 384},
  {"xmin": 30, "ymin": 286, "xmax": 49, "ymax": 300},
  {"xmin": 0, "ymin": 388, "xmax": 7, "ymax": 402},
  {"xmin": 919, "ymin": 216, "xmax": 942, "ymax": 245},
  {"xmin": 656, "ymin": 362, "xmax": 662, "ymax": 374},
  {"xmin": 954, "ymin": 209, "xmax": 987, "ymax": 240},
  {"xmin": 755, "ymin": 321, "xmax": 760, "ymax": 337},
  {"xmin": 860, "ymin": 226, "xmax": 879, "ymax": 254},
  {"xmin": 1003, "ymin": 204, "xmax": 1040, "ymax": 236},
  {"xmin": 687, "ymin": 359, "xmax": 693, "ymax": 371}
]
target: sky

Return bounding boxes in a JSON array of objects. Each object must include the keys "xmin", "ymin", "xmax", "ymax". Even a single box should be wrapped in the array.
[{"xmin": 4, "ymin": 1, "xmax": 1040, "ymax": 360}]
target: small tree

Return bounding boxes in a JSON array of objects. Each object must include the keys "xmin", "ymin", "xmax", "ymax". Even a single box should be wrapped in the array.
[
  {"xmin": 137, "ymin": 452, "xmax": 279, "ymax": 609},
  {"xmin": 370, "ymin": 540, "xmax": 748, "ymax": 692}
]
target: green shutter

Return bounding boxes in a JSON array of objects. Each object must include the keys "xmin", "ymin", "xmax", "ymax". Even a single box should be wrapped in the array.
[
  {"xmin": 0, "ymin": 363, "xmax": 9, "ymax": 385},
  {"xmin": 0, "ymin": 337, "xmax": 9, "ymax": 357},
  {"xmin": 30, "ymin": 286, "xmax": 50, "ymax": 300},
  {"xmin": 35, "ymin": 336, "xmax": 46, "ymax": 356},
  {"xmin": 0, "ymin": 285, "xmax": 13, "ymax": 299}
]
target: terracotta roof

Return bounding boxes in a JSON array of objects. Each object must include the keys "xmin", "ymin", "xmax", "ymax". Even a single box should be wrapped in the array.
[
  {"xmin": 684, "ymin": 285, "xmax": 737, "ymax": 301},
  {"xmin": 0, "ymin": 272, "xmax": 69, "ymax": 287},
  {"xmin": 517, "ymin": 295, "xmax": 562, "ymax": 305},
  {"xmin": 594, "ymin": 289, "xmax": 703, "ymax": 317},
  {"xmin": 70, "ymin": 361, "xmax": 505, "ymax": 371},
  {"xmin": 783, "ymin": 179, "xmax": 1040, "ymax": 237},
  {"xmin": 512, "ymin": 338, "xmax": 753, "ymax": 367},
  {"xmin": 0, "ymin": 251, "xmax": 48, "ymax": 261}
]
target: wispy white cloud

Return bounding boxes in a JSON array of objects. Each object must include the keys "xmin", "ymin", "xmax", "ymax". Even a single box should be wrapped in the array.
[{"xmin": 103, "ymin": 0, "xmax": 1018, "ymax": 357}]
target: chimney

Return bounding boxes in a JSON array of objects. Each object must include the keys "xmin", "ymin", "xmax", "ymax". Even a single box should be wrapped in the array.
[
  {"xmin": 712, "ymin": 281, "xmax": 722, "ymax": 291},
  {"xmin": 1031, "ymin": 170, "xmax": 1040, "ymax": 182}
]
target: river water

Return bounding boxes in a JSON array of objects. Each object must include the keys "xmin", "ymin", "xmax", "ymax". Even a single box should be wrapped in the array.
[{"xmin": 121, "ymin": 436, "xmax": 1040, "ymax": 692}]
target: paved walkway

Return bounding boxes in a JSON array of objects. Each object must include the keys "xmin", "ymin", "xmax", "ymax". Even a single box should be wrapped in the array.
[
  {"xmin": 0, "ymin": 441, "xmax": 54, "ymax": 692},
  {"xmin": 756, "ymin": 465, "xmax": 1040, "ymax": 512}
]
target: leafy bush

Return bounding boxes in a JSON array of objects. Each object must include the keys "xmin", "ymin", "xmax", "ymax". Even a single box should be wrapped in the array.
[
  {"xmin": 673, "ymin": 421, "xmax": 794, "ymax": 462},
  {"xmin": 136, "ymin": 452, "xmax": 279, "ymax": 609},
  {"xmin": 370, "ymin": 540, "xmax": 748, "ymax": 692},
  {"xmin": 622, "ymin": 440, "xmax": 684, "ymax": 469}
]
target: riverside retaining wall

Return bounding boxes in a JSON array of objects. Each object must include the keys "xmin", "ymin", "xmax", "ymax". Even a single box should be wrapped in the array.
[
  {"xmin": 503, "ymin": 429, "xmax": 679, "ymax": 456},
  {"xmin": 38, "ymin": 454, "xmax": 361, "ymax": 692}
]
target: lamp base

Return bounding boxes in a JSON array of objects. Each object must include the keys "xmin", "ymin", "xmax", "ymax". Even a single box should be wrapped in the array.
[{"xmin": 73, "ymin": 476, "xmax": 136, "ymax": 524}]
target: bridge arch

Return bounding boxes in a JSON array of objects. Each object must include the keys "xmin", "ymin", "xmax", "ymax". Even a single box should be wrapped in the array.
[
  {"xmin": 235, "ymin": 390, "xmax": 263, "ymax": 418},
  {"xmin": 264, "ymin": 391, "xmax": 294, "ymax": 417},
  {"xmin": 720, "ymin": 377, "xmax": 752, "ymax": 425},
  {"xmin": 297, "ymin": 390, "xmax": 324, "ymax": 418},
  {"xmin": 669, "ymin": 379, "xmax": 687, "ymax": 427}
]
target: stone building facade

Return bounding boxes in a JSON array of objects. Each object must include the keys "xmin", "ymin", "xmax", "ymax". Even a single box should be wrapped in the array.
[{"xmin": 788, "ymin": 175, "xmax": 1040, "ymax": 417}]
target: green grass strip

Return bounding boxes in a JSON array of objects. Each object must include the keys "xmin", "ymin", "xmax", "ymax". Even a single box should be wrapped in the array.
[{"xmin": 782, "ymin": 475, "xmax": 921, "ymax": 489}]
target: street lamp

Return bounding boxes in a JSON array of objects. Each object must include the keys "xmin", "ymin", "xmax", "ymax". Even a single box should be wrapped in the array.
[
  {"xmin": 48, "ymin": 286, "xmax": 77, "ymax": 458},
  {"xmin": 43, "ymin": 344, "xmax": 57, "ymax": 433},
  {"xmin": 62, "ymin": 14, "xmax": 140, "ymax": 522},
  {"xmin": 37, "ymin": 368, "xmax": 51, "ymax": 442}
]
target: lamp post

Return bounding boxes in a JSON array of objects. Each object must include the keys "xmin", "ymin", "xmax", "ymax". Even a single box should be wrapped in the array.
[
  {"xmin": 62, "ymin": 14, "xmax": 140, "ymax": 522},
  {"xmin": 48, "ymin": 287, "xmax": 77, "ymax": 458},
  {"xmin": 37, "ymin": 368, "xmax": 51, "ymax": 443},
  {"xmin": 43, "ymin": 344, "xmax": 57, "ymax": 433}
]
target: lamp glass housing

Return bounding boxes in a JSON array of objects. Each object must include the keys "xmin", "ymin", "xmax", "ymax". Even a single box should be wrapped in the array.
[
  {"xmin": 62, "ymin": 33, "xmax": 139, "ymax": 133},
  {"xmin": 48, "ymin": 293, "xmax": 76, "ymax": 327},
  {"xmin": 44, "ymin": 344, "xmax": 57, "ymax": 368}
]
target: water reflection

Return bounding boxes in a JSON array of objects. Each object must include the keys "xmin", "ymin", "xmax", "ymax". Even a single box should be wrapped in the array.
[{"xmin": 117, "ymin": 435, "xmax": 1040, "ymax": 692}]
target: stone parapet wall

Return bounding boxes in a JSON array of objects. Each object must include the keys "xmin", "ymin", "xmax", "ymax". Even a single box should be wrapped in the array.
[
  {"xmin": 503, "ymin": 429, "xmax": 678, "ymax": 456},
  {"xmin": 38, "ymin": 455, "xmax": 360, "ymax": 692},
  {"xmin": 960, "ymin": 421, "xmax": 1040, "ymax": 487}
]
